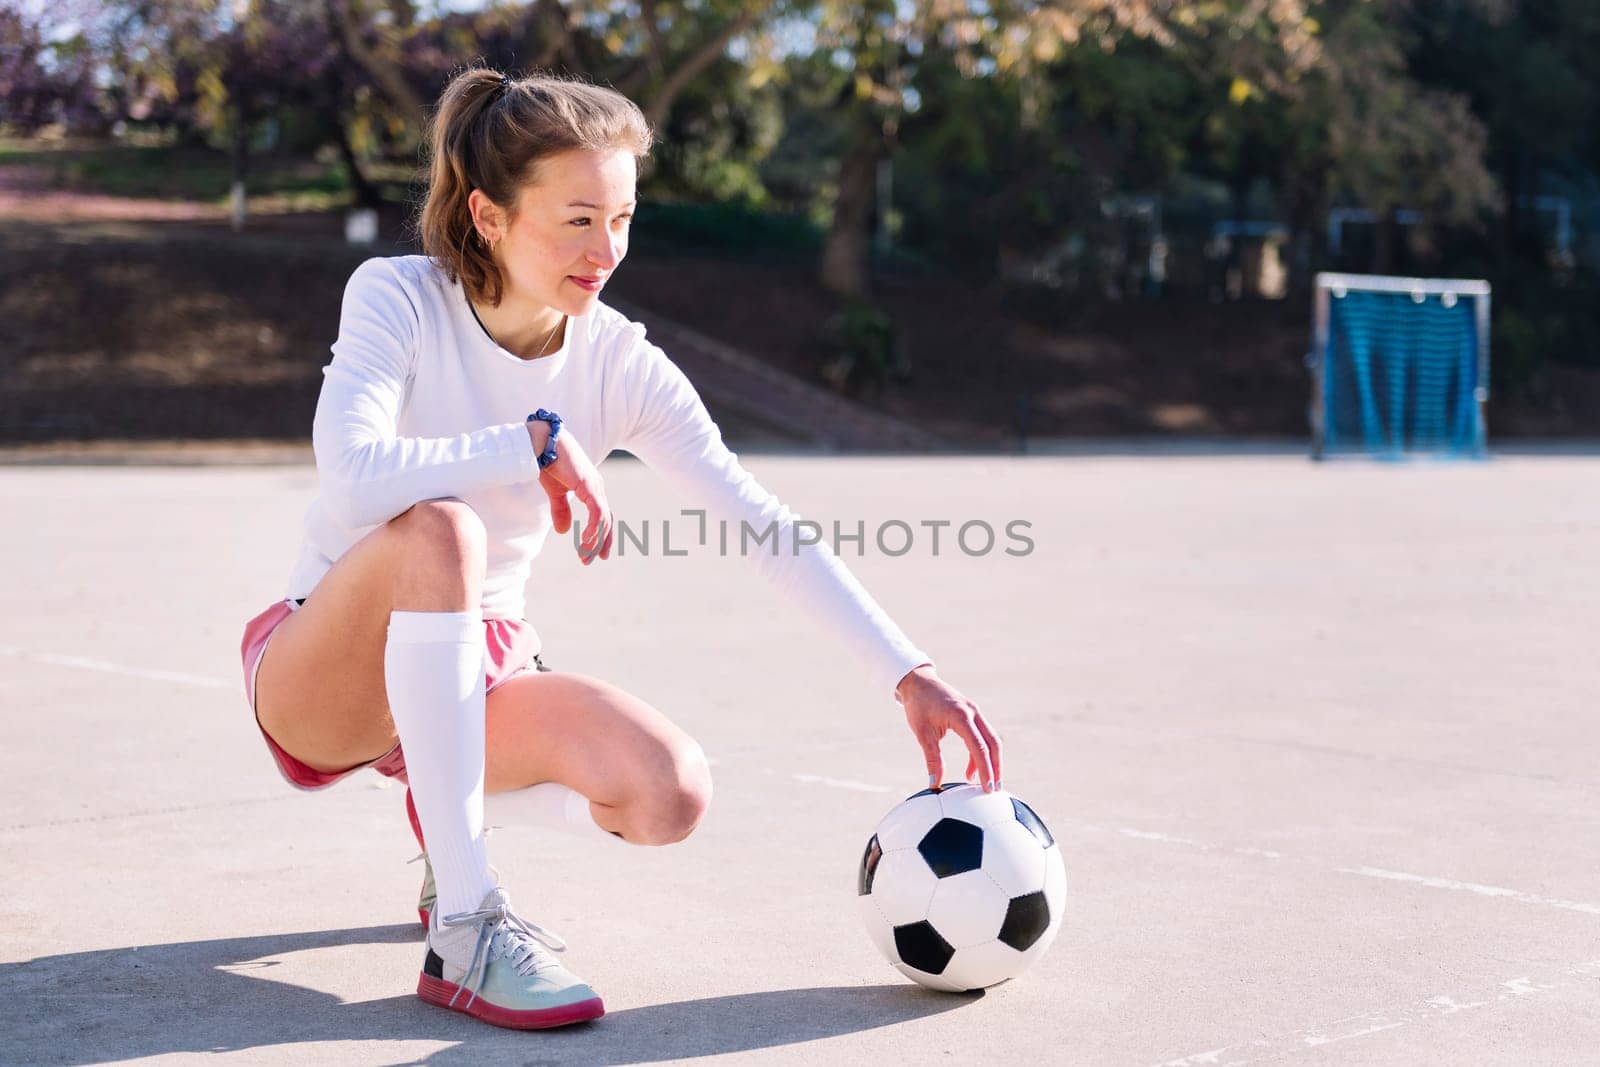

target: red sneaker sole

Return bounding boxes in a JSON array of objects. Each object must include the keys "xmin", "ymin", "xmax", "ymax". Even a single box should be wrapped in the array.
[{"xmin": 417, "ymin": 972, "xmax": 605, "ymax": 1029}]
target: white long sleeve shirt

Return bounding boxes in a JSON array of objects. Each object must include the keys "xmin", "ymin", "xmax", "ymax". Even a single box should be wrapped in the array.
[{"xmin": 285, "ymin": 254, "xmax": 933, "ymax": 696}]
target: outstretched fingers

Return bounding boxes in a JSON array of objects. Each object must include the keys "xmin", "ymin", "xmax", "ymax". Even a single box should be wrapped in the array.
[
  {"xmin": 543, "ymin": 481, "xmax": 574, "ymax": 534},
  {"xmin": 966, "ymin": 708, "xmax": 1002, "ymax": 790},
  {"xmin": 575, "ymin": 485, "xmax": 612, "ymax": 565},
  {"xmin": 954, "ymin": 706, "xmax": 997, "ymax": 791}
]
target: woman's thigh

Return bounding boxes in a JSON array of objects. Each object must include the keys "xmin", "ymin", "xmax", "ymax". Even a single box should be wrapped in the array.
[
  {"xmin": 253, "ymin": 524, "xmax": 403, "ymax": 773},
  {"xmin": 484, "ymin": 670, "xmax": 712, "ymax": 841}
]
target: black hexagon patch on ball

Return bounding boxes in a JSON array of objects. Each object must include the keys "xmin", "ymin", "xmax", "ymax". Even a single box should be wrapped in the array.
[
  {"xmin": 997, "ymin": 890, "xmax": 1051, "ymax": 951},
  {"xmin": 858, "ymin": 834, "xmax": 882, "ymax": 896},
  {"xmin": 1011, "ymin": 797, "xmax": 1054, "ymax": 848},
  {"xmin": 917, "ymin": 818, "xmax": 984, "ymax": 878},
  {"xmin": 894, "ymin": 921, "xmax": 955, "ymax": 975},
  {"xmin": 907, "ymin": 781, "xmax": 970, "ymax": 800}
]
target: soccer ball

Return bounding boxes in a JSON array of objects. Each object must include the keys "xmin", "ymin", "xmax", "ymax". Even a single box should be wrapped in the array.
[{"xmin": 856, "ymin": 781, "xmax": 1066, "ymax": 992}]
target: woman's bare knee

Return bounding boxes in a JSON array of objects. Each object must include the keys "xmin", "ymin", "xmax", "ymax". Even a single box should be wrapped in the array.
[
  {"xmin": 627, "ymin": 742, "xmax": 713, "ymax": 846},
  {"xmin": 388, "ymin": 498, "xmax": 488, "ymax": 609}
]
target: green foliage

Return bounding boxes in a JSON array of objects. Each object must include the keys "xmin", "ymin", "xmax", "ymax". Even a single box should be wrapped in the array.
[
  {"xmin": 1492, "ymin": 304, "xmax": 1544, "ymax": 396},
  {"xmin": 0, "ymin": 141, "xmax": 347, "ymax": 202},
  {"xmin": 647, "ymin": 55, "xmax": 788, "ymax": 204},
  {"xmin": 756, "ymin": 50, "xmax": 854, "ymax": 210},
  {"xmin": 632, "ymin": 200, "xmax": 824, "ymax": 254},
  {"xmin": 1492, "ymin": 270, "xmax": 1600, "ymax": 394},
  {"xmin": 820, "ymin": 296, "xmax": 898, "ymax": 394},
  {"xmin": 889, "ymin": 36, "xmax": 1200, "ymax": 273}
]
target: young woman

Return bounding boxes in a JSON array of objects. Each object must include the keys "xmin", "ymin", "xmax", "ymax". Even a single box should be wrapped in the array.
[{"xmin": 238, "ymin": 67, "xmax": 1003, "ymax": 1032}]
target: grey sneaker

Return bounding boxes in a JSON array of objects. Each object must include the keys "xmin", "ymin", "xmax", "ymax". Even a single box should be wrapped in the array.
[{"xmin": 417, "ymin": 886, "xmax": 605, "ymax": 1029}]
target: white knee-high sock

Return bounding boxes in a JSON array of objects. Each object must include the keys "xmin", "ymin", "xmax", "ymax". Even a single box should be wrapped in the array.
[
  {"xmin": 384, "ymin": 610, "xmax": 495, "ymax": 922},
  {"xmin": 484, "ymin": 782, "xmax": 628, "ymax": 846}
]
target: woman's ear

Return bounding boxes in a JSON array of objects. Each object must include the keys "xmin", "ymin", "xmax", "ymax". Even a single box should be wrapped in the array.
[{"xmin": 467, "ymin": 188, "xmax": 504, "ymax": 243}]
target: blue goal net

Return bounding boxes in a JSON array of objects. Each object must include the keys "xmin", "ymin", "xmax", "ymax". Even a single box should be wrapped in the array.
[{"xmin": 1310, "ymin": 273, "xmax": 1490, "ymax": 460}]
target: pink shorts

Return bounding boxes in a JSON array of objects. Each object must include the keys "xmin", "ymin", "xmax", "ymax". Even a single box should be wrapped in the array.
[{"xmin": 239, "ymin": 596, "xmax": 547, "ymax": 791}]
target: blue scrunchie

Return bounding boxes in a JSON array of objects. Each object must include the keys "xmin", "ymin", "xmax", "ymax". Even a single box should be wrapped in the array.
[{"xmin": 527, "ymin": 408, "xmax": 562, "ymax": 469}]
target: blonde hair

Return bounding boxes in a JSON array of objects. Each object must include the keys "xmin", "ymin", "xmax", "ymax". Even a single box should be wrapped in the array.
[{"xmin": 413, "ymin": 66, "xmax": 654, "ymax": 307}]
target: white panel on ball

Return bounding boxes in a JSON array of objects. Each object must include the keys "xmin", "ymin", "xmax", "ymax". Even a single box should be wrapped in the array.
[
  {"xmin": 870, "ymin": 848, "xmax": 940, "ymax": 925},
  {"xmin": 855, "ymin": 893, "xmax": 899, "ymax": 962},
  {"xmin": 894, "ymin": 961, "xmax": 965, "ymax": 994},
  {"xmin": 925, "ymin": 869, "xmax": 1011, "ymax": 949},
  {"xmin": 874, "ymin": 792, "xmax": 945, "ymax": 851},
  {"xmin": 936, "ymin": 781, "xmax": 1013, "ymax": 824},
  {"xmin": 1042, "ymin": 846, "xmax": 1068, "ymax": 927},
  {"xmin": 1013, "ymin": 910, "xmax": 1063, "ymax": 975},
  {"xmin": 944, "ymin": 938, "xmax": 1027, "ymax": 991},
  {"xmin": 979, "ymin": 820, "xmax": 1049, "ymax": 897}
]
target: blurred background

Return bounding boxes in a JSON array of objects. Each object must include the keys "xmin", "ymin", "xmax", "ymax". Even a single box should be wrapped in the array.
[{"xmin": 2, "ymin": 0, "xmax": 1598, "ymax": 453}]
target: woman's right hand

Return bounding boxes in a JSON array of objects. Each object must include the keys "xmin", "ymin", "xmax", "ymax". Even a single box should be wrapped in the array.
[{"xmin": 530, "ymin": 422, "xmax": 613, "ymax": 565}]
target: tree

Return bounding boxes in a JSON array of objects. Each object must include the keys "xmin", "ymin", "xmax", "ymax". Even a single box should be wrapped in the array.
[
  {"xmin": 804, "ymin": 0, "xmax": 1316, "ymax": 298},
  {"xmin": 0, "ymin": 1, "xmax": 110, "ymax": 135},
  {"xmin": 317, "ymin": 0, "xmax": 782, "ymax": 160},
  {"xmin": 89, "ymin": 1, "xmax": 339, "ymax": 222},
  {"xmin": 611, "ymin": 0, "xmax": 778, "ymax": 130},
  {"xmin": 1406, "ymin": 0, "xmax": 1600, "ymax": 268},
  {"xmin": 1286, "ymin": 0, "xmax": 1495, "ymax": 275},
  {"xmin": 324, "ymin": 0, "xmax": 424, "ymax": 132},
  {"xmin": 216, "ymin": 1, "xmax": 340, "ymax": 225}
]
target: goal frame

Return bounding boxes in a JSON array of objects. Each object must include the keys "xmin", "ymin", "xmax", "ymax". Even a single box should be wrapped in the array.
[{"xmin": 1308, "ymin": 272, "xmax": 1491, "ymax": 460}]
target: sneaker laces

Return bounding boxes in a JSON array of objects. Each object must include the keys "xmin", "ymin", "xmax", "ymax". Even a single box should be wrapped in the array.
[{"xmin": 439, "ymin": 889, "xmax": 569, "ymax": 1011}]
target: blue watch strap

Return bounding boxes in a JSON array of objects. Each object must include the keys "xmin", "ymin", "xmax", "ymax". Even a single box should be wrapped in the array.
[{"xmin": 526, "ymin": 408, "xmax": 563, "ymax": 469}]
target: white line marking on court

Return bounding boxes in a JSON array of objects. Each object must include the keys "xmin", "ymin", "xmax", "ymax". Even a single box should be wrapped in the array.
[
  {"xmin": 1161, "ymin": 1047, "xmax": 1234, "ymax": 1066},
  {"xmin": 0, "ymin": 644, "xmax": 236, "ymax": 690},
  {"xmin": 1114, "ymin": 827, "xmax": 1207, "ymax": 847},
  {"xmin": 1066, "ymin": 820, "xmax": 1600, "ymax": 916},
  {"xmin": 1, "ymin": 792, "xmax": 300, "ymax": 833},
  {"xmin": 727, "ymin": 772, "xmax": 1600, "ymax": 918},
  {"xmin": 1082, "ymin": 823, "xmax": 1281, "ymax": 859},
  {"xmin": 1336, "ymin": 866, "xmax": 1600, "ymax": 916},
  {"xmin": 743, "ymin": 776, "xmax": 1600, "ymax": 920},
  {"xmin": 1154, "ymin": 960, "xmax": 1600, "ymax": 1066},
  {"xmin": 790, "ymin": 773, "xmax": 898, "ymax": 794}
]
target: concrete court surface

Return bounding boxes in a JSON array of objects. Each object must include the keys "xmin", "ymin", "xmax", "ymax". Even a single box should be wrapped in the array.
[{"xmin": 1, "ymin": 452, "xmax": 1597, "ymax": 1066}]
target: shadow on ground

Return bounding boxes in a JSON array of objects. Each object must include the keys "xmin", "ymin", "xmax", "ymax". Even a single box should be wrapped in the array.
[{"xmin": 3, "ymin": 924, "xmax": 971, "ymax": 1063}]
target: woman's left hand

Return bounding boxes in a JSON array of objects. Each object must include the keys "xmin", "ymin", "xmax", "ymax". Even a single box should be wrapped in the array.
[{"xmin": 895, "ymin": 665, "xmax": 1003, "ymax": 793}]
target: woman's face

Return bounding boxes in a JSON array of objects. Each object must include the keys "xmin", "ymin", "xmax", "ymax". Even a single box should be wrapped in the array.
[{"xmin": 475, "ymin": 146, "xmax": 637, "ymax": 314}]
